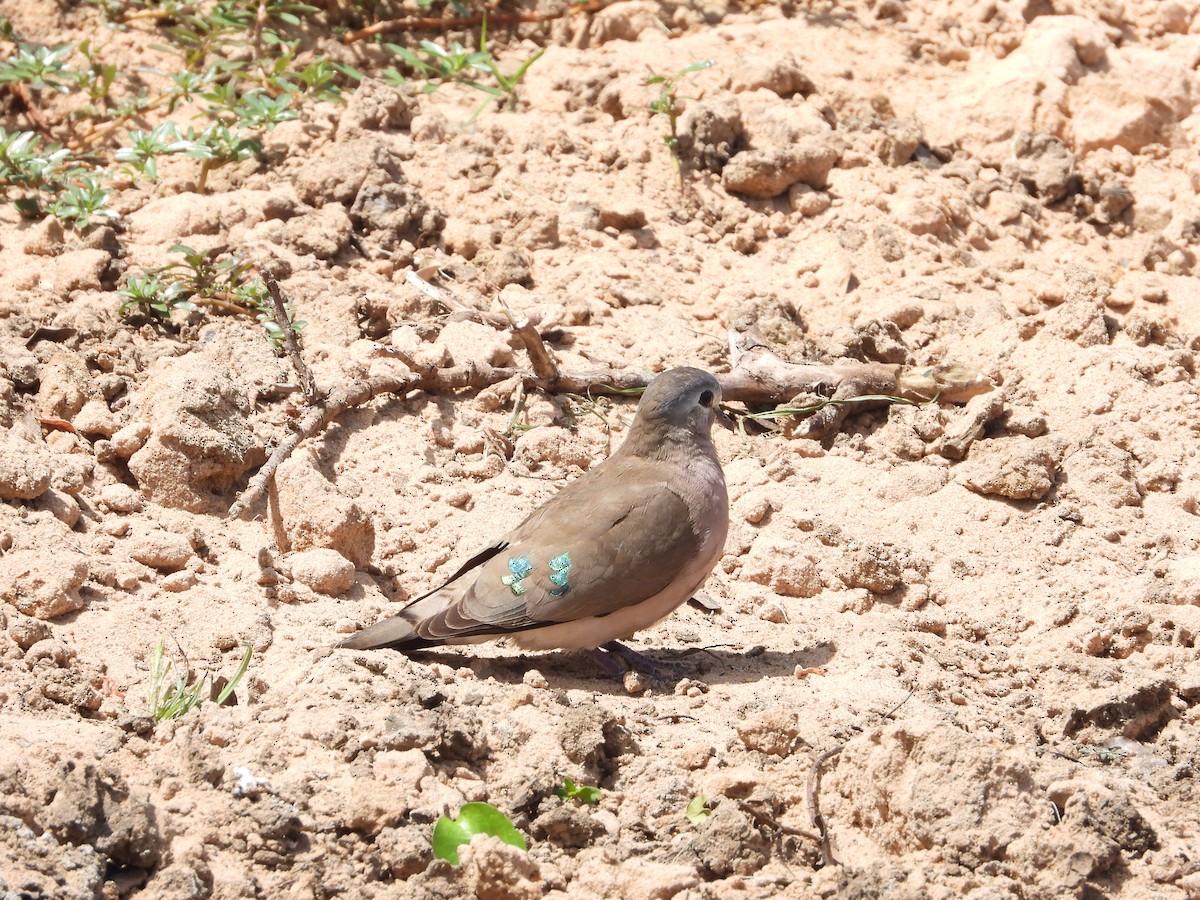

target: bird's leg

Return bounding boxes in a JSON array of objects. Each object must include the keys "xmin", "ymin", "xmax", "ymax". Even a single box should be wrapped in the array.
[
  {"xmin": 586, "ymin": 645, "xmax": 628, "ymax": 678},
  {"xmin": 596, "ymin": 640, "xmax": 685, "ymax": 681}
]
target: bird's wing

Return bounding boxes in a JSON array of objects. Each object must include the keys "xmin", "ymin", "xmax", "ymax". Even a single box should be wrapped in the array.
[{"xmin": 403, "ymin": 465, "xmax": 702, "ymax": 643}]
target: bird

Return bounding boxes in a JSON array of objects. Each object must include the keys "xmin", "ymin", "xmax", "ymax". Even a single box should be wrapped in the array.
[{"xmin": 338, "ymin": 366, "xmax": 730, "ymax": 674}]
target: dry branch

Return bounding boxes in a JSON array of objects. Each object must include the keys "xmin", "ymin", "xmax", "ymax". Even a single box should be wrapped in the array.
[
  {"xmin": 807, "ymin": 746, "xmax": 843, "ymax": 868},
  {"xmin": 262, "ymin": 270, "xmax": 318, "ymax": 404},
  {"xmin": 227, "ymin": 302, "xmax": 993, "ymax": 518}
]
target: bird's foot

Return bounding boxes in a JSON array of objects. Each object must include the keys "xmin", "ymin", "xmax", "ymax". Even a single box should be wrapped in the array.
[{"xmin": 591, "ymin": 640, "xmax": 685, "ymax": 683}]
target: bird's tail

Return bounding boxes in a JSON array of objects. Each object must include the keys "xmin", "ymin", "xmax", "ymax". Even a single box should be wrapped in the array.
[{"xmin": 336, "ymin": 609, "xmax": 425, "ymax": 650}]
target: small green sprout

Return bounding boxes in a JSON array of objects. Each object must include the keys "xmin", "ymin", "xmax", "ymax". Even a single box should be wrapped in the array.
[
  {"xmin": 117, "ymin": 273, "xmax": 195, "ymax": 318},
  {"xmin": 646, "ymin": 59, "xmax": 715, "ymax": 185},
  {"xmin": 685, "ymin": 793, "xmax": 712, "ymax": 825},
  {"xmin": 432, "ymin": 802, "xmax": 527, "ymax": 864},
  {"xmin": 555, "ymin": 778, "xmax": 602, "ymax": 805},
  {"xmin": 148, "ymin": 639, "xmax": 252, "ymax": 722},
  {"xmin": 114, "ymin": 122, "xmax": 194, "ymax": 178},
  {"xmin": 46, "ymin": 173, "xmax": 120, "ymax": 229},
  {"xmin": 0, "ymin": 43, "xmax": 76, "ymax": 93}
]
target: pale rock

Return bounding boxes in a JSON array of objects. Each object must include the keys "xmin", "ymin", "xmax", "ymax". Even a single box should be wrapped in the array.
[
  {"xmin": 0, "ymin": 431, "xmax": 52, "ymax": 500},
  {"xmin": 99, "ymin": 484, "xmax": 144, "ymax": 514},
  {"xmin": 0, "ymin": 548, "xmax": 89, "ymax": 619},
  {"xmin": 127, "ymin": 529, "xmax": 194, "ymax": 572},
  {"xmin": 275, "ymin": 454, "xmax": 375, "ymax": 567},
  {"xmin": 288, "ymin": 549, "xmax": 356, "ymax": 596},
  {"xmin": 33, "ymin": 489, "xmax": 81, "ymax": 528}
]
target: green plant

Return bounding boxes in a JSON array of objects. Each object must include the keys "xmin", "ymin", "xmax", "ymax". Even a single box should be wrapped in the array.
[
  {"xmin": 0, "ymin": 129, "xmax": 74, "ymax": 191},
  {"xmin": 114, "ymin": 123, "xmax": 192, "ymax": 178},
  {"xmin": 180, "ymin": 123, "xmax": 262, "ymax": 193},
  {"xmin": 432, "ymin": 803, "xmax": 527, "ymax": 864},
  {"xmin": 0, "ymin": 43, "xmax": 76, "ymax": 93},
  {"xmin": 148, "ymin": 639, "xmax": 252, "ymax": 722},
  {"xmin": 555, "ymin": 778, "xmax": 602, "ymax": 805},
  {"xmin": 645, "ymin": 59, "xmax": 715, "ymax": 184},
  {"xmin": 46, "ymin": 173, "xmax": 120, "ymax": 229},
  {"xmin": 375, "ymin": 20, "xmax": 544, "ymax": 123},
  {"xmin": 117, "ymin": 273, "xmax": 194, "ymax": 318},
  {"xmin": 685, "ymin": 793, "xmax": 712, "ymax": 824},
  {"xmin": 121, "ymin": 245, "xmax": 304, "ymax": 348}
]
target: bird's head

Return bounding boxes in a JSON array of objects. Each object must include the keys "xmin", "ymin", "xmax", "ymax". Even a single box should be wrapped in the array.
[{"xmin": 620, "ymin": 367, "xmax": 727, "ymax": 457}]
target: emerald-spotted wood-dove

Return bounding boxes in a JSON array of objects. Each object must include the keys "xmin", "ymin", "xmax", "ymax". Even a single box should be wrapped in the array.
[{"xmin": 338, "ymin": 367, "xmax": 729, "ymax": 667}]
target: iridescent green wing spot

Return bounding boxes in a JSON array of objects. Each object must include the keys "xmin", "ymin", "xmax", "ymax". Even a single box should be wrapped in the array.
[
  {"xmin": 501, "ymin": 555, "xmax": 533, "ymax": 596},
  {"xmin": 548, "ymin": 552, "xmax": 571, "ymax": 598}
]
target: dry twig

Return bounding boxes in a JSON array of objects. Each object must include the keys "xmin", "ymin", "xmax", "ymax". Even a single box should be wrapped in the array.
[
  {"xmin": 262, "ymin": 271, "xmax": 318, "ymax": 404},
  {"xmin": 227, "ymin": 285, "xmax": 992, "ymax": 518},
  {"xmin": 805, "ymin": 690, "xmax": 916, "ymax": 868}
]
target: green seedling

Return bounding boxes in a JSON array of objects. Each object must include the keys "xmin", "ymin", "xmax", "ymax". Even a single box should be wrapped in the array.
[
  {"xmin": 121, "ymin": 245, "xmax": 301, "ymax": 348},
  {"xmin": 555, "ymin": 778, "xmax": 602, "ymax": 805},
  {"xmin": 685, "ymin": 793, "xmax": 712, "ymax": 825},
  {"xmin": 148, "ymin": 639, "xmax": 252, "ymax": 722},
  {"xmin": 117, "ymin": 273, "xmax": 194, "ymax": 318},
  {"xmin": 432, "ymin": 802, "xmax": 527, "ymax": 864},
  {"xmin": 46, "ymin": 173, "xmax": 119, "ymax": 229},
  {"xmin": 377, "ymin": 19, "xmax": 544, "ymax": 123},
  {"xmin": 114, "ymin": 122, "xmax": 193, "ymax": 178},
  {"xmin": 0, "ymin": 43, "xmax": 76, "ymax": 93},
  {"xmin": 646, "ymin": 59, "xmax": 715, "ymax": 185}
]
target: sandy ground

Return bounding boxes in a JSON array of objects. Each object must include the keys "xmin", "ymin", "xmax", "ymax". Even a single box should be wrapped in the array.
[{"xmin": 2, "ymin": 0, "xmax": 1200, "ymax": 897}]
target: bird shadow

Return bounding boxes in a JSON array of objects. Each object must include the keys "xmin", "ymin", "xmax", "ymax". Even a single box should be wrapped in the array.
[{"xmin": 407, "ymin": 642, "xmax": 836, "ymax": 692}]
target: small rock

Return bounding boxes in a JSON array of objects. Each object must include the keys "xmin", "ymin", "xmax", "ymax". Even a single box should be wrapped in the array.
[
  {"xmin": 736, "ymin": 491, "xmax": 773, "ymax": 524},
  {"xmin": 623, "ymin": 670, "xmax": 648, "ymax": 695},
  {"xmin": 0, "ymin": 431, "xmax": 52, "ymax": 500},
  {"xmin": 127, "ymin": 529, "xmax": 194, "ymax": 572},
  {"xmin": 110, "ymin": 422, "xmax": 151, "ymax": 459},
  {"xmin": 0, "ymin": 548, "xmax": 89, "ymax": 619},
  {"xmin": 789, "ymin": 183, "xmax": 832, "ymax": 216},
  {"xmin": 460, "ymin": 834, "xmax": 542, "ymax": 900},
  {"xmin": 743, "ymin": 537, "xmax": 823, "ymax": 598},
  {"xmin": 72, "ymin": 399, "xmax": 118, "ymax": 437},
  {"xmin": 289, "ymin": 548, "xmax": 356, "ymax": 596},
  {"xmin": 161, "ymin": 571, "xmax": 196, "ymax": 593},
  {"xmin": 523, "ymin": 670, "xmax": 549, "ymax": 690},
  {"xmin": 33, "ymin": 489, "xmax": 81, "ymax": 528},
  {"xmin": 7, "ymin": 614, "xmax": 52, "ymax": 649},
  {"xmin": 728, "ymin": 51, "xmax": 813, "ymax": 97},
  {"xmin": 598, "ymin": 203, "xmax": 647, "ymax": 231},
  {"xmin": 723, "ymin": 136, "xmax": 843, "ymax": 198},
  {"xmin": 275, "ymin": 455, "xmax": 375, "ymax": 567},
  {"xmin": 35, "ymin": 353, "xmax": 91, "ymax": 422},
  {"xmin": 737, "ymin": 709, "xmax": 800, "ymax": 756},
  {"xmin": 956, "ymin": 436, "xmax": 1067, "ymax": 501},
  {"xmin": 838, "ymin": 544, "xmax": 902, "ymax": 594}
]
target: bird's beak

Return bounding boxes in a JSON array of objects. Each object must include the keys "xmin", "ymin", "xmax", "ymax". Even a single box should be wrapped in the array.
[{"xmin": 715, "ymin": 406, "xmax": 736, "ymax": 431}]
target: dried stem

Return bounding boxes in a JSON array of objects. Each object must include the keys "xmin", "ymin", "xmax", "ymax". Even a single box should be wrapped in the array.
[{"xmin": 261, "ymin": 271, "xmax": 318, "ymax": 404}]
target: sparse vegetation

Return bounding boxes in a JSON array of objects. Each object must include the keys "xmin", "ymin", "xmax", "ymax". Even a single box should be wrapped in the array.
[
  {"xmin": 119, "ymin": 244, "xmax": 304, "ymax": 349},
  {"xmin": 555, "ymin": 777, "xmax": 602, "ymax": 805},
  {"xmin": 646, "ymin": 59, "xmax": 715, "ymax": 185},
  {"xmin": 148, "ymin": 639, "xmax": 252, "ymax": 722},
  {"xmin": 432, "ymin": 802, "xmax": 527, "ymax": 864},
  {"xmin": 1, "ymin": 0, "xmax": 544, "ymax": 236}
]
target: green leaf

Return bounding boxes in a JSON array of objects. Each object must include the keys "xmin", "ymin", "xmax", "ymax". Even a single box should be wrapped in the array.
[
  {"xmin": 685, "ymin": 794, "xmax": 711, "ymax": 825},
  {"xmin": 555, "ymin": 778, "xmax": 602, "ymax": 805},
  {"xmin": 432, "ymin": 802, "xmax": 527, "ymax": 865}
]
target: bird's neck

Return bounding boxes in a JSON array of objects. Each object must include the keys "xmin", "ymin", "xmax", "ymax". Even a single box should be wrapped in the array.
[{"xmin": 618, "ymin": 424, "xmax": 705, "ymax": 463}]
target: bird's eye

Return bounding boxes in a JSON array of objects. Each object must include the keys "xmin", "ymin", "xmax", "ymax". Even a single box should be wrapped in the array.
[{"xmin": 699, "ymin": 390, "xmax": 714, "ymax": 407}]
